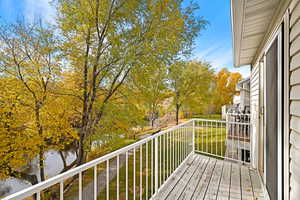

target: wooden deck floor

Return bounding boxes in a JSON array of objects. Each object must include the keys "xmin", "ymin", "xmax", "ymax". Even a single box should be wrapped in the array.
[{"xmin": 153, "ymin": 154, "xmax": 266, "ymax": 200}]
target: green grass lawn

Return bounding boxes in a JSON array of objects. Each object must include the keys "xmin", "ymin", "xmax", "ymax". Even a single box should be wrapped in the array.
[
  {"xmin": 192, "ymin": 114, "xmax": 222, "ymax": 120},
  {"xmin": 97, "ymin": 133, "xmax": 191, "ymax": 200},
  {"xmin": 46, "ymin": 130, "xmax": 191, "ymax": 200},
  {"xmin": 194, "ymin": 126, "xmax": 227, "ymax": 158}
]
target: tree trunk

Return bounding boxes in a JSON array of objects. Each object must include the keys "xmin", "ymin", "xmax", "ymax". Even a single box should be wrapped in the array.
[
  {"xmin": 151, "ymin": 118, "xmax": 155, "ymax": 128},
  {"xmin": 34, "ymin": 103, "xmax": 45, "ymax": 182},
  {"xmin": 176, "ymin": 104, "xmax": 180, "ymax": 125},
  {"xmin": 77, "ymin": 132, "xmax": 86, "ymax": 166},
  {"xmin": 39, "ymin": 150, "xmax": 45, "ymax": 182}
]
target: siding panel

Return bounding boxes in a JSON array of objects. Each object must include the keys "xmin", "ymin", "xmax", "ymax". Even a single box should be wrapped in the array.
[
  {"xmin": 250, "ymin": 64, "xmax": 260, "ymax": 168},
  {"xmin": 290, "ymin": 52, "xmax": 300, "ymax": 71},
  {"xmin": 290, "ymin": 35, "xmax": 300, "ymax": 57},
  {"xmin": 290, "ymin": 85, "xmax": 300, "ymax": 100},
  {"xmin": 290, "ymin": 68, "xmax": 300, "ymax": 85},
  {"xmin": 290, "ymin": 19, "xmax": 300, "ymax": 42},
  {"xmin": 290, "ymin": 1, "xmax": 300, "ymax": 199},
  {"xmin": 290, "ymin": 0, "xmax": 300, "ymax": 27},
  {"xmin": 290, "ymin": 101, "xmax": 300, "ymax": 116}
]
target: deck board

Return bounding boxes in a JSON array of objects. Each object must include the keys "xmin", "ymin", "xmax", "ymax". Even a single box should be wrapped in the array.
[
  {"xmin": 216, "ymin": 161, "xmax": 231, "ymax": 200},
  {"xmin": 166, "ymin": 156, "xmax": 205, "ymax": 199},
  {"xmin": 177, "ymin": 156, "xmax": 209, "ymax": 200},
  {"xmin": 153, "ymin": 154, "xmax": 266, "ymax": 200},
  {"xmin": 205, "ymin": 159, "xmax": 224, "ymax": 199},
  {"xmin": 153, "ymin": 154, "xmax": 197, "ymax": 200}
]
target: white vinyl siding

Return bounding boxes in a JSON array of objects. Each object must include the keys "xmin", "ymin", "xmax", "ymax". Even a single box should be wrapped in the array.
[
  {"xmin": 250, "ymin": 64, "xmax": 259, "ymax": 168},
  {"xmin": 290, "ymin": 0, "xmax": 300, "ymax": 199}
]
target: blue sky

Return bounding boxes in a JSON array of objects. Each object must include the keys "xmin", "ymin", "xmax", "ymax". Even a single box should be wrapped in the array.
[
  {"xmin": 0, "ymin": 0, "xmax": 249, "ymax": 77},
  {"xmin": 191, "ymin": 0, "xmax": 250, "ymax": 77}
]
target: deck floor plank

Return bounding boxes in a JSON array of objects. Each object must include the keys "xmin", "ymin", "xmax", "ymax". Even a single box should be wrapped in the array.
[
  {"xmin": 153, "ymin": 154, "xmax": 266, "ymax": 200},
  {"xmin": 216, "ymin": 161, "xmax": 232, "ymax": 200},
  {"xmin": 177, "ymin": 156, "xmax": 210, "ymax": 200},
  {"xmin": 249, "ymin": 168, "xmax": 265, "ymax": 200},
  {"xmin": 230, "ymin": 163, "xmax": 241, "ymax": 200},
  {"xmin": 241, "ymin": 165, "xmax": 254, "ymax": 200},
  {"xmin": 191, "ymin": 158, "xmax": 217, "ymax": 200},
  {"xmin": 153, "ymin": 154, "xmax": 197, "ymax": 200},
  {"xmin": 204, "ymin": 159, "xmax": 224, "ymax": 200},
  {"xmin": 166, "ymin": 155, "xmax": 206, "ymax": 199}
]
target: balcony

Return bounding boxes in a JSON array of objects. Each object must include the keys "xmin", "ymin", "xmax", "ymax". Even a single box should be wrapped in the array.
[{"xmin": 2, "ymin": 119, "xmax": 266, "ymax": 200}]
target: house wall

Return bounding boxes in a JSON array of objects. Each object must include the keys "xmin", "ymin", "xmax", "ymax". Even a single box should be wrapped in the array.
[
  {"xmin": 249, "ymin": 0, "xmax": 300, "ymax": 199},
  {"xmin": 289, "ymin": 0, "xmax": 300, "ymax": 199},
  {"xmin": 250, "ymin": 63, "xmax": 260, "ymax": 169}
]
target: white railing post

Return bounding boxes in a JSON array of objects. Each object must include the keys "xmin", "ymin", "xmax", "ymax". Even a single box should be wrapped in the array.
[
  {"xmin": 192, "ymin": 120, "xmax": 195, "ymax": 153},
  {"xmin": 154, "ymin": 136, "xmax": 159, "ymax": 193}
]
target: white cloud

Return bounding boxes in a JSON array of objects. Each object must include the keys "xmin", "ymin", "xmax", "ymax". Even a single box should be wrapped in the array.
[
  {"xmin": 193, "ymin": 43, "xmax": 250, "ymax": 78},
  {"xmin": 23, "ymin": 0, "xmax": 55, "ymax": 24},
  {"xmin": 194, "ymin": 44, "xmax": 232, "ymax": 69},
  {"xmin": 232, "ymin": 65, "xmax": 250, "ymax": 78}
]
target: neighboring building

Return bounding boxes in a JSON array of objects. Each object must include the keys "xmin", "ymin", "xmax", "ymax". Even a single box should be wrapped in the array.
[
  {"xmin": 236, "ymin": 78, "xmax": 250, "ymax": 112},
  {"xmin": 221, "ymin": 77, "xmax": 250, "ymax": 119},
  {"xmin": 231, "ymin": 0, "xmax": 300, "ymax": 199}
]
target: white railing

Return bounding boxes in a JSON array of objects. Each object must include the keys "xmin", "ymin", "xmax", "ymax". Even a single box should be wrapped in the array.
[
  {"xmin": 226, "ymin": 112, "xmax": 251, "ymax": 123},
  {"xmin": 2, "ymin": 120, "xmax": 194, "ymax": 200},
  {"xmin": 194, "ymin": 119, "xmax": 251, "ymax": 165},
  {"xmin": 2, "ymin": 117, "xmax": 251, "ymax": 200}
]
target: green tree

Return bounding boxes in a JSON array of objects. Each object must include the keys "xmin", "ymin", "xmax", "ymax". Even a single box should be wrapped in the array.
[
  {"xmin": 56, "ymin": 0, "xmax": 206, "ymax": 165},
  {"xmin": 169, "ymin": 61, "xmax": 214, "ymax": 124},
  {"xmin": 127, "ymin": 63, "xmax": 168, "ymax": 128}
]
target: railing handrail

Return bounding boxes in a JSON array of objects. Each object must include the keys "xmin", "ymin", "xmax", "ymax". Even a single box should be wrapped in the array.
[
  {"xmin": 2, "ymin": 117, "xmax": 252, "ymax": 200},
  {"xmin": 2, "ymin": 119, "xmax": 194, "ymax": 200},
  {"xmin": 193, "ymin": 118, "xmax": 251, "ymax": 125}
]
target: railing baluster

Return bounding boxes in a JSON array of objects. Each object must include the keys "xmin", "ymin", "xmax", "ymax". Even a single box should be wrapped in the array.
[
  {"xmin": 163, "ymin": 134, "xmax": 165, "ymax": 182},
  {"xmin": 232, "ymin": 122, "xmax": 235, "ymax": 160},
  {"xmin": 215, "ymin": 122, "xmax": 217, "ymax": 156},
  {"xmin": 133, "ymin": 148, "xmax": 136, "ymax": 200},
  {"xmin": 202, "ymin": 121, "xmax": 204, "ymax": 152},
  {"xmin": 176, "ymin": 129, "xmax": 178, "ymax": 167},
  {"xmin": 159, "ymin": 136, "xmax": 161, "ymax": 186},
  {"xmin": 117, "ymin": 155, "xmax": 119, "ymax": 200},
  {"xmin": 146, "ymin": 142, "xmax": 148, "ymax": 199},
  {"xmin": 243, "ymin": 124, "xmax": 245, "ymax": 164},
  {"xmin": 126, "ymin": 151, "xmax": 128, "ymax": 200},
  {"xmin": 173, "ymin": 131, "xmax": 175, "ymax": 172},
  {"xmin": 184, "ymin": 127, "xmax": 186, "ymax": 157},
  {"xmin": 219, "ymin": 122, "xmax": 221, "ymax": 157},
  {"xmin": 179, "ymin": 128, "xmax": 181, "ymax": 163},
  {"xmin": 192, "ymin": 120, "xmax": 195, "ymax": 153},
  {"xmin": 106, "ymin": 160, "xmax": 109, "ymax": 200},
  {"xmin": 238, "ymin": 123, "xmax": 240, "ymax": 162},
  {"xmin": 205, "ymin": 120, "xmax": 208, "ymax": 153},
  {"xmin": 60, "ymin": 181, "xmax": 64, "ymax": 200},
  {"xmin": 94, "ymin": 165, "xmax": 97, "ymax": 200},
  {"xmin": 154, "ymin": 136, "xmax": 158, "ymax": 193},
  {"xmin": 167, "ymin": 132, "xmax": 169, "ymax": 177},
  {"xmin": 140, "ymin": 145, "xmax": 142, "ymax": 200},
  {"xmin": 36, "ymin": 192, "xmax": 40, "ymax": 200},
  {"xmin": 151, "ymin": 139, "xmax": 153, "ymax": 196},
  {"xmin": 210, "ymin": 121, "xmax": 212, "ymax": 155},
  {"xmin": 79, "ymin": 172, "xmax": 82, "ymax": 200}
]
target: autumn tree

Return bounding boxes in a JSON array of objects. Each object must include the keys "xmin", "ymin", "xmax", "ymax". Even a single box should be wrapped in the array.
[
  {"xmin": 0, "ymin": 22, "xmax": 77, "ymax": 184},
  {"xmin": 127, "ymin": 63, "xmax": 168, "ymax": 128},
  {"xmin": 168, "ymin": 61, "xmax": 214, "ymax": 124},
  {"xmin": 213, "ymin": 68, "xmax": 242, "ymax": 112},
  {"xmin": 55, "ymin": 0, "xmax": 206, "ymax": 165}
]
